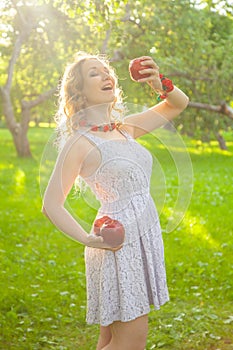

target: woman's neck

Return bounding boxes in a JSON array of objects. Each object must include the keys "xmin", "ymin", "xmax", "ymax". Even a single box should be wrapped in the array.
[{"xmin": 83, "ymin": 104, "xmax": 112, "ymax": 125}]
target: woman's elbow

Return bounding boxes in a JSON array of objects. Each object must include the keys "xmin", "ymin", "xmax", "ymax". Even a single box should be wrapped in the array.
[
  {"xmin": 178, "ymin": 89, "xmax": 189, "ymax": 106},
  {"xmin": 41, "ymin": 205, "xmax": 49, "ymax": 218},
  {"xmin": 41, "ymin": 196, "xmax": 54, "ymax": 219},
  {"xmin": 42, "ymin": 198, "xmax": 64, "ymax": 219},
  {"xmin": 178, "ymin": 94, "xmax": 189, "ymax": 113},
  {"xmin": 184, "ymin": 94, "xmax": 190, "ymax": 109}
]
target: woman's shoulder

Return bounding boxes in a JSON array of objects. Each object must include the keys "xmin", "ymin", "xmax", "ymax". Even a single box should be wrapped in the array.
[{"xmin": 59, "ymin": 129, "xmax": 96, "ymax": 160}]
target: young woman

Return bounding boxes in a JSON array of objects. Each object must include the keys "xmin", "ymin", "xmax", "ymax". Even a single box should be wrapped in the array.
[{"xmin": 42, "ymin": 52, "xmax": 189, "ymax": 350}]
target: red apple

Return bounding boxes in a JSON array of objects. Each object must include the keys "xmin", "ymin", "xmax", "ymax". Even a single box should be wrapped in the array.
[
  {"xmin": 94, "ymin": 215, "xmax": 111, "ymax": 235},
  {"xmin": 94, "ymin": 216, "xmax": 125, "ymax": 248},
  {"xmin": 129, "ymin": 58, "xmax": 150, "ymax": 81}
]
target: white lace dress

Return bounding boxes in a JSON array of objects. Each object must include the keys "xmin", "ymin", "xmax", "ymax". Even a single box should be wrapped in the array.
[{"xmin": 78, "ymin": 128, "xmax": 169, "ymax": 326}]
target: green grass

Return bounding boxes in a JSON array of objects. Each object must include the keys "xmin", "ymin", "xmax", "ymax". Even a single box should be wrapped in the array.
[{"xmin": 0, "ymin": 127, "xmax": 232, "ymax": 350}]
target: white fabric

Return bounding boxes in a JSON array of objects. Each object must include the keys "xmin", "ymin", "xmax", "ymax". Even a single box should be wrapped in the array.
[{"xmin": 78, "ymin": 128, "xmax": 169, "ymax": 326}]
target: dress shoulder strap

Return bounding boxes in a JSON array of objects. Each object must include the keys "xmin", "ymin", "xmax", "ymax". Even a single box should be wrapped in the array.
[
  {"xmin": 75, "ymin": 129, "xmax": 105, "ymax": 146},
  {"xmin": 118, "ymin": 125, "xmax": 134, "ymax": 140}
]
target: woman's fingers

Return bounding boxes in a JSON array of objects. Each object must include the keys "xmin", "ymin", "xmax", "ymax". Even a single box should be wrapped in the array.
[
  {"xmin": 86, "ymin": 234, "xmax": 123, "ymax": 251},
  {"xmin": 137, "ymin": 55, "xmax": 154, "ymax": 62},
  {"xmin": 134, "ymin": 57, "xmax": 162, "ymax": 90},
  {"xmin": 137, "ymin": 56, "xmax": 159, "ymax": 69},
  {"xmin": 129, "ymin": 56, "xmax": 161, "ymax": 88},
  {"xmin": 139, "ymin": 67, "xmax": 158, "ymax": 74},
  {"xmin": 137, "ymin": 69, "xmax": 160, "ymax": 83},
  {"xmin": 138, "ymin": 67, "xmax": 158, "ymax": 77},
  {"xmin": 104, "ymin": 244, "xmax": 123, "ymax": 252},
  {"xmin": 140, "ymin": 59, "xmax": 159, "ymax": 70},
  {"xmin": 86, "ymin": 233, "xmax": 104, "ymax": 246}
]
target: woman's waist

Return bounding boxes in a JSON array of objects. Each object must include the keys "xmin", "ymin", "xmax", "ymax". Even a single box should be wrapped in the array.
[
  {"xmin": 97, "ymin": 189, "xmax": 150, "ymax": 205},
  {"xmin": 97, "ymin": 190, "xmax": 154, "ymax": 216},
  {"xmin": 95, "ymin": 193, "xmax": 159, "ymax": 239}
]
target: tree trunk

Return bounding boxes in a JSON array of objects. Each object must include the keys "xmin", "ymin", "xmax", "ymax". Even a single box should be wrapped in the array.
[
  {"xmin": 215, "ymin": 132, "xmax": 228, "ymax": 150},
  {"xmin": 1, "ymin": 86, "xmax": 32, "ymax": 157},
  {"xmin": 0, "ymin": 4, "xmax": 49, "ymax": 157},
  {"xmin": 12, "ymin": 125, "xmax": 32, "ymax": 157},
  {"xmin": 1, "ymin": 84, "xmax": 56, "ymax": 157}
]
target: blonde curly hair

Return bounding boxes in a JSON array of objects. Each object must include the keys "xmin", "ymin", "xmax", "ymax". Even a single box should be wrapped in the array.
[{"xmin": 55, "ymin": 51, "xmax": 125, "ymax": 150}]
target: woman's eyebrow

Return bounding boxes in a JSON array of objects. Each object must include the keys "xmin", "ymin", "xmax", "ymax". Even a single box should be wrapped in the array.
[
  {"xmin": 88, "ymin": 66, "xmax": 97, "ymax": 72},
  {"xmin": 88, "ymin": 66, "xmax": 109, "ymax": 72}
]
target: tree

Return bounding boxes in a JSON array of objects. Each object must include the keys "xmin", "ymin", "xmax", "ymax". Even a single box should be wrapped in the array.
[
  {"xmin": 0, "ymin": 2, "xmax": 61, "ymax": 156},
  {"xmin": 0, "ymin": 0, "xmax": 129, "ymax": 157},
  {"xmin": 1, "ymin": 0, "xmax": 232, "ymax": 156},
  {"xmin": 115, "ymin": 0, "xmax": 233, "ymax": 148}
]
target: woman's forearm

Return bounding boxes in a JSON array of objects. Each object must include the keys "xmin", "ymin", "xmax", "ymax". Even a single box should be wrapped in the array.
[
  {"xmin": 163, "ymin": 86, "xmax": 189, "ymax": 111},
  {"xmin": 42, "ymin": 204, "xmax": 88, "ymax": 245}
]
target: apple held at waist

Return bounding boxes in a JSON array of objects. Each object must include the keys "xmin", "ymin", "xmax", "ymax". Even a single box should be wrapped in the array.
[{"xmin": 94, "ymin": 216, "xmax": 125, "ymax": 248}]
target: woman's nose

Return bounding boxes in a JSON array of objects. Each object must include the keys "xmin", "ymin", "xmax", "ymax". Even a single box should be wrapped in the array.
[{"xmin": 102, "ymin": 72, "xmax": 110, "ymax": 80}]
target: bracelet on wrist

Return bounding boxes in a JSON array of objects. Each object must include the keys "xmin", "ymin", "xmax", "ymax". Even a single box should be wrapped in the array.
[{"xmin": 157, "ymin": 74, "xmax": 174, "ymax": 101}]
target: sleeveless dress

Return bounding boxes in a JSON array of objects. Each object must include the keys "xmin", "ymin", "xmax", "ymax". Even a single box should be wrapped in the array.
[{"xmin": 78, "ymin": 128, "xmax": 169, "ymax": 326}]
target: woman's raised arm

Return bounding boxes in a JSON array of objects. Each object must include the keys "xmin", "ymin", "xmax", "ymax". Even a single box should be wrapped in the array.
[{"xmin": 124, "ymin": 56, "xmax": 189, "ymax": 138}]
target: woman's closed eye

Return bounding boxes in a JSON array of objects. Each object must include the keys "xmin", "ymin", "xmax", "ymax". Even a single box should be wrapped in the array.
[
  {"xmin": 89, "ymin": 68, "xmax": 110, "ymax": 78},
  {"xmin": 89, "ymin": 71, "xmax": 98, "ymax": 77}
]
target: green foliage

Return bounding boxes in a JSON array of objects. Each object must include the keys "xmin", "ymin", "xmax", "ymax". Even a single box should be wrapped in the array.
[
  {"xmin": 0, "ymin": 1, "xmax": 232, "ymax": 145},
  {"xmin": 0, "ymin": 127, "xmax": 232, "ymax": 349}
]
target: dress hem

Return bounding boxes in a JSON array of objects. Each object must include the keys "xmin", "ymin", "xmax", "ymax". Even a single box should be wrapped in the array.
[{"xmin": 86, "ymin": 298, "xmax": 170, "ymax": 327}]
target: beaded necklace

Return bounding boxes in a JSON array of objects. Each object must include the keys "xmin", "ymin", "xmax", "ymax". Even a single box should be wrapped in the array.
[{"xmin": 79, "ymin": 120, "xmax": 119, "ymax": 132}]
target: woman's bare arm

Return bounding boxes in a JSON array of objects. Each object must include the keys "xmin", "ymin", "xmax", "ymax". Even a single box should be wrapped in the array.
[
  {"xmin": 123, "ymin": 56, "xmax": 189, "ymax": 138},
  {"xmin": 124, "ymin": 86, "xmax": 189, "ymax": 138},
  {"xmin": 42, "ymin": 134, "xmax": 109, "ymax": 248}
]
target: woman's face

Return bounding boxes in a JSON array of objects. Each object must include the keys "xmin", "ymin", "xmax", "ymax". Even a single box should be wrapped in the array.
[{"xmin": 81, "ymin": 58, "xmax": 116, "ymax": 107}]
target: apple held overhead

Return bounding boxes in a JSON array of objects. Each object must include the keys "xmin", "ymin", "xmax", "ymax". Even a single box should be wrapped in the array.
[{"xmin": 129, "ymin": 58, "xmax": 150, "ymax": 81}]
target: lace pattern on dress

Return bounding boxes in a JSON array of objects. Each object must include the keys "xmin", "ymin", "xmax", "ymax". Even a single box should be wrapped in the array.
[{"xmin": 76, "ymin": 127, "xmax": 169, "ymax": 326}]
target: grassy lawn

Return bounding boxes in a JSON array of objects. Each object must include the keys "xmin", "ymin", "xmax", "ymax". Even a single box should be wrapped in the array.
[{"xmin": 0, "ymin": 127, "xmax": 232, "ymax": 350}]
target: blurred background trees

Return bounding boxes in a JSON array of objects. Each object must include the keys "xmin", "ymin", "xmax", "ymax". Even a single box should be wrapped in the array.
[{"xmin": 0, "ymin": 0, "xmax": 232, "ymax": 156}]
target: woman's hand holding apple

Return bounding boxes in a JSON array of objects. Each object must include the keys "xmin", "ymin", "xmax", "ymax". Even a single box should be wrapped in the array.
[
  {"xmin": 129, "ymin": 56, "xmax": 163, "ymax": 93},
  {"xmin": 93, "ymin": 216, "xmax": 125, "ymax": 250}
]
